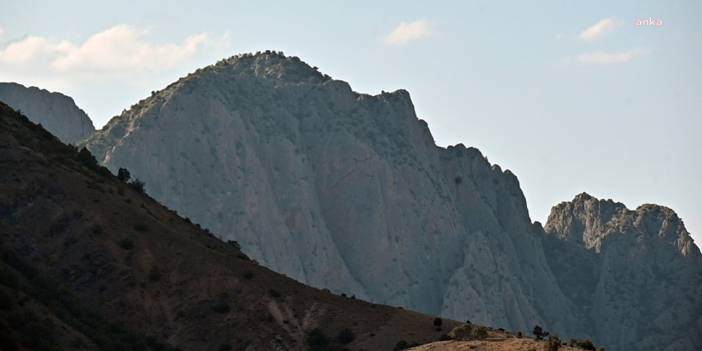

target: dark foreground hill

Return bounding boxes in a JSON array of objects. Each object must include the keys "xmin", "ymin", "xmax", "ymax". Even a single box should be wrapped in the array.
[{"xmin": 0, "ymin": 102, "xmax": 465, "ymax": 350}]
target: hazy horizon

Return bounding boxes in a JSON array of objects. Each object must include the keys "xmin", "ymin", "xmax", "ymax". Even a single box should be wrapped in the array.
[{"xmin": 1, "ymin": 0, "xmax": 700, "ymax": 243}]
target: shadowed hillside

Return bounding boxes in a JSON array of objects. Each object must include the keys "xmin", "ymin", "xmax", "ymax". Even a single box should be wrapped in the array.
[{"xmin": 0, "ymin": 101, "xmax": 464, "ymax": 350}]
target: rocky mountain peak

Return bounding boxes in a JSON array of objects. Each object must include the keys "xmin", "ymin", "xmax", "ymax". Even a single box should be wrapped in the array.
[
  {"xmin": 203, "ymin": 50, "xmax": 330, "ymax": 84},
  {"xmin": 0, "ymin": 82, "xmax": 95, "ymax": 144},
  {"xmin": 79, "ymin": 52, "xmax": 702, "ymax": 351},
  {"xmin": 545, "ymin": 192, "xmax": 698, "ymax": 256},
  {"xmin": 84, "ymin": 51, "xmax": 576, "ymax": 338},
  {"xmin": 634, "ymin": 203, "xmax": 698, "ymax": 256}
]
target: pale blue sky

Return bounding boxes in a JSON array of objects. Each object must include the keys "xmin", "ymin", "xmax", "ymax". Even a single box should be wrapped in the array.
[{"xmin": 1, "ymin": 1, "xmax": 701, "ymax": 243}]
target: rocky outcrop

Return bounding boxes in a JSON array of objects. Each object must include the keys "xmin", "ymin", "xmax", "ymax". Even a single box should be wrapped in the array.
[
  {"xmin": 0, "ymin": 82, "xmax": 95, "ymax": 144},
  {"xmin": 544, "ymin": 193, "xmax": 702, "ymax": 351},
  {"xmin": 82, "ymin": 52, "xmax": 701, "ymax": 350},
  {"xmin": 84, "ymin": 52, "xmax": 581, "ymax": 337}
]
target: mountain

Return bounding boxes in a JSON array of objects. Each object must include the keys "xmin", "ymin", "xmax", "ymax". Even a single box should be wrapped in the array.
[
  {"xmin": 81, "ymin": 51, "xmax": 701, "ymax": 350},
  {"xmin": 0, "ymin": 101, "xmax": 472, "ymax": 350},
  {"xmin": 83, "ymin": 51, "xmax": 582, "ymax": 337},
  {"xmin": 543, "ymin": 193, "xmax": 702, "ymax": 351},
  {"xmin": 0, "ymin": 82, "xmax": 95, "ymax": 144}
]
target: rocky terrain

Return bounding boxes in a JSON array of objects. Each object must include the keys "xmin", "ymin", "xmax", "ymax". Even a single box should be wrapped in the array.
[
  {"xmin": 543, "ymin": 193, "xmax": 702, "ymax": 351},
  {"xmin": 79, "ymin": 51, "xmax": 702, "ymax": 351},
  {"xmin": 410, "ymin": 339, "xmax": 580, "ymax": 351},
  {"xmin": 0, "ymin": 101, "xmax": 470, "ymax": 350},
  {"xmin": 0, "ymin": 82, "xmax": 95, "ymax": 144},
  {"xmin": 83, "ymin": 52, "xmax": 583, "ymax": 338}
]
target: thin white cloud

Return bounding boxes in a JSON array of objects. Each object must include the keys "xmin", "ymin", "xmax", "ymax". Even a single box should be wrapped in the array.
[
  {"xmin": 384, "ymin": 19, "xmax": 431, "ymax": 46},
  {"xmin": 575, "ymin": 50, "xmax": 646, "ymax": 65},
  {"xmin": 0, "ymin": 25, "xmax": 231, "ymax": 125},
  {"xmin": 579, "ymin": 18, "xmax": 617, "ymax": 41},
  {"xmin": 0, "ymin": 26, "xmax": 5, "ymax": 37},
  {"xmin": 0, "ymin": 36, "xmax": 72, "ymax": 64},
  {"xmin": 0, "ymin": 25, "xmax": 218, "ymax": 73}
]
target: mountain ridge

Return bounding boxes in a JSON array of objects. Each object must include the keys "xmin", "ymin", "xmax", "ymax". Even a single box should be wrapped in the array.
[
  {"xmin": 84, "ymin": 51, "xmax": 580, "ymax": 336},
  {"xmin": 0, "ymin": 82, "xmax": 95, "ymax": 144},
  {"xmin": 5, "ymin": 51, "xmax": 700, "ymax": 350}
]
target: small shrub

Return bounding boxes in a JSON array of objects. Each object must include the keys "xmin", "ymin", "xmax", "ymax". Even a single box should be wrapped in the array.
[
  {"xmin": 148, "ymin": 268, "xmax": 161, "ymax": 282},
  {"xmin": 242, "ymin": 271, "xmax": 254, "ymax": 280},
  {"xmin": 517, "ymin": 331, "xmax": 523, "ymax": 338},
  {"xmin": 545, "ymin": 336, "xmax": 561, "ymax": 351},
  {"xmin": 77, "ymin": 148, "xmax": 98, "ymax": 169},
  {"xmin": 454, "ymin": 176, "xmax": 463, "ymax": 184},
  {"xmin": 0, "ymin": 267, "xmax": 19, "ymax": 288},
  {"xmin": 119, "ymin": 238, "xmax": 134, "ymax": 250},
  {"xmin": 218, "ymin": 344, "xmax": 232, "ymax": 351},
  {"xmin": 448, "ymin": 324, "xmax": 488, "ymax": 340},
  {"xmin": 91, "ymin": 224, "xmax": 103, "ymax": 235},
  {"xmin": 433, "ymin": 317, "xmax": 443, "ymax": 327},
  {"xmin": 448, "ymin": 324, "xmax": 471, "ymax": 340},
  {"xmin": 129, "ymin": 179, "xmax": 146, "ymax": 193},
  {"xmin": 268, "ymin": 289, "xmax": 281, "ymax": 298},
  {"xmin": 227, "ymin": 240, "xmax": 241, "ymax": 250},
  {"xmin": 473, "ymin": 326, "xmax": 488, "ymax": 340},
  {"xmin": 575, "ymin": 339, "xmax": 596, "ymax": 350},
  {"xmin": 0, "ymin": 289, "xmax": 13, "ymax": 310},
  {"xmin": 306, "ymin": 328, "xmax": 329, "ymax": 351},
  {"xmin": 134, "ymin": 223, "xmax": 149, "ymax": 232},
  {"xmin": 393, "ymin": 340, "xmax": 409, "ymax": 350},
  {"xmin": 533, "ymin": 325, "xmax": 549, "ymax": 340},
  {"xmin": 337, "ymin": 328, "xmax": 354, "ymax": 344},
  {"xmin": 210, "ymin": 300, "xmax": 230, "ymax": 314},
  {"xmin": 117, "ymin": 168, "xmax": 131, "ymax": 182}
]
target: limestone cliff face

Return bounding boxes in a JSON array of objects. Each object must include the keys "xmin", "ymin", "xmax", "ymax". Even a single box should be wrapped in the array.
[
  {"xmin": 82, "ymin": 52, "xmax": 701, "ymax": 350},
  {"xmin": 0, "ymin": 82, "xmax": 95, "ymax": 144},
  {"xmin": 544, "ymin": 193, "xmax": 702, "ymax": 351},
  {"xmin": 84, "ymin": 52, "xmax": 580, "ymax": 336}
]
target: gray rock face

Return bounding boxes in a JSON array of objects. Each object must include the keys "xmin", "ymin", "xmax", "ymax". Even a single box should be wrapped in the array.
[
  {"xmin": 82, "ymin": 52, "xmax": 700, "ymax": 350},
  {"xmin": 84, "ymin": 52, "xmax": 580, "ymax": 335},
  {"xmin": 0, "ymin": 82, "xmax": 95, "ymax": 144},
  {"xmin": 544, "ymin": 193, "xmax": 702, "ymax": 351}
]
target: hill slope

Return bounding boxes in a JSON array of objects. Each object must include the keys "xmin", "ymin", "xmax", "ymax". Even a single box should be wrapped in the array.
[
  {"xmin": 0, "ymin": 82, "xmax": 95, "ymax": 144},
  {"xmin": 0, "ymin": 101, "xmax": 464, "ymax": 350}
]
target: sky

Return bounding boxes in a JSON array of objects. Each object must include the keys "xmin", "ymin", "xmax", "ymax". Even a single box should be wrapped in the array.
[{"xmin": 1, "ymin": 0, "xmax": 701, "ymax": 243}]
